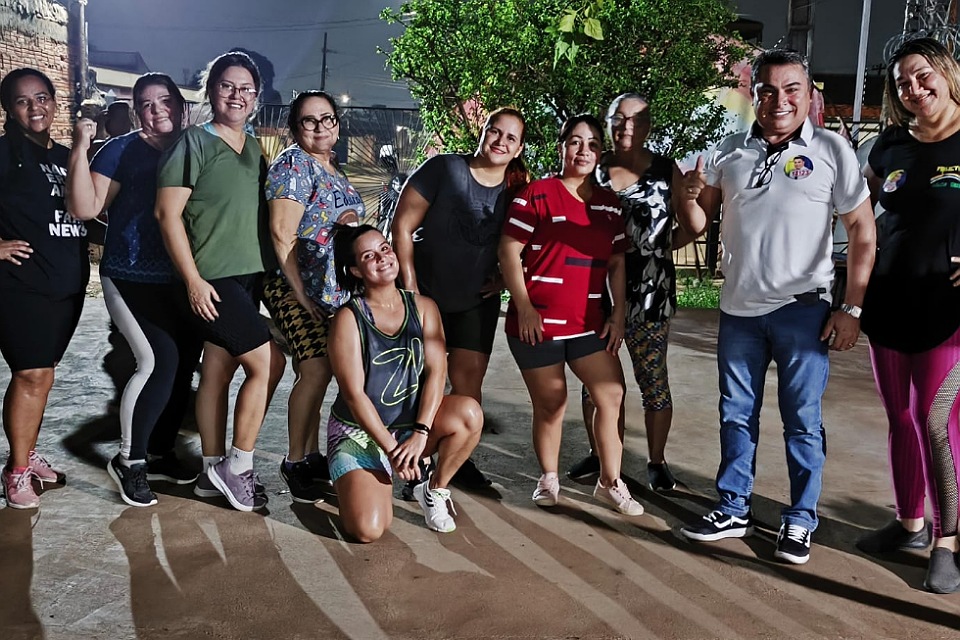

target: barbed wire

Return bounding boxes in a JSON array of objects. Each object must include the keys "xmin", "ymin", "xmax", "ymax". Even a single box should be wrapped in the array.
[{"xmin": 883, "ymin": 0, "xmax": 960, "ymax": 62}]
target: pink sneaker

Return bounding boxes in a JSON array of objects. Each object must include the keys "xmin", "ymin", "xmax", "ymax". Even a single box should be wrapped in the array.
[
  {"xmin": 532, "ymin": 473, "xmax": 560, "ymax": 506},
  {"xmin": 28, "ymin": 450, "xmax": 65, "ymax": 487},
  {"xmin": 3, "ymin": 467, "xmax": 40, "ymax": 509},
  {"xmin": 594, "ymin": 478, "xmax": 644, "ymax": 516}
]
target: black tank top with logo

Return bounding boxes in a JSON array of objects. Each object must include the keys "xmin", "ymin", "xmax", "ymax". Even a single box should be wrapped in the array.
[{"xmin": 330, "ymin": 289, "xmax": 425, "ymax": 428}]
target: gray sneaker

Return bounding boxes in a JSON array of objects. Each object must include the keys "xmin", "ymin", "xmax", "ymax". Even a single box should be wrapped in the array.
[
  {"xmin": 206, "ymin": 460, "xmax": 256, "ymax": 512},
  {"xmin": 196, "ymin": 469, "xmax": 267, "ymax": 509},
  {"xmin": 193, "ymin": 471, "xmax": 221, "ymax": 498}
]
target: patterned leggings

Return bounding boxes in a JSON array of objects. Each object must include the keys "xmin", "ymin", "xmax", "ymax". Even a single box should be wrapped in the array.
[
  {"xmin": 583, "ymin": 319, "xmax": 672, "ymax": 411},
  {"xmin": 870, "ymin": 326, "xmax": 960, "ymax": 538},
  {"xmin": 625, "ymin": 319, "xmax": 672, "ymax": 411}
]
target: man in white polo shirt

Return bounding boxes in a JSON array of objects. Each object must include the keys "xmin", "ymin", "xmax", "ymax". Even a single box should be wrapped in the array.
[{"xmin": 674, "ymin": 49, "xmax": 876, "ymax": 564}]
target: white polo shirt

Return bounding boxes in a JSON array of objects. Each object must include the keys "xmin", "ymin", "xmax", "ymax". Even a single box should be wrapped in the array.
[{"xmin": 704, "ymin": 119, "xmax": 869, "ymax": 317}]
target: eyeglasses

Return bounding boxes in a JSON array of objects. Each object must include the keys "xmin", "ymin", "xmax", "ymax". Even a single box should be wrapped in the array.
[
  {"xmin": 607, "ymin": 113, "xmax": 650, "ymax": 128},
  {"xmin": 299, "ymin": 114, "xmax": 339, "ymax": 131},
  {"xmin": 753, "ymin": 148, "xmax": 785, "ymax": 189},
  {"xmin": 216, "ymin": 81, "xmax": 258, "ymax": 100}
]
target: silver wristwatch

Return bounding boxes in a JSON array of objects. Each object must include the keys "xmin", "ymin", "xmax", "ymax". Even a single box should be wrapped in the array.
[{"xmin": 839, "ymin": 303, "xmax": 862, "ymax": 319}]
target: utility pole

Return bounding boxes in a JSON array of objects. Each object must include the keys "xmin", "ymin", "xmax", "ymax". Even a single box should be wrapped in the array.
[
  {"xmin": 320, "ymin": 32, "xmax": 328, "ymax": 91},
  {"xmin": 853, "ymin": 0, "xmax": 872, "ymax": 142},
  {"xmin": 76, "ymin": 0, "xmax": 89, "ymax": 106}
]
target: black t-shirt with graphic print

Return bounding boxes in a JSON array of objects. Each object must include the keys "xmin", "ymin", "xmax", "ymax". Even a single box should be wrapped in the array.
[
  {"xmin": 407, "ymin": 153, "xmax": 508, "ymax": 314},
  {"xmin": 0, "ymin": 133, "xmax": 89, "ymax": 296},
  {"xmin": 862, "ymin": 125, "xmax": 960, "ymax": 353}
]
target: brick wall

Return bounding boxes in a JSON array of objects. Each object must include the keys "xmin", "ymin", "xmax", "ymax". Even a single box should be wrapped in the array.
[{"xmin": 0, "ymin": 0, "xmax": 73, "ymax": 144}]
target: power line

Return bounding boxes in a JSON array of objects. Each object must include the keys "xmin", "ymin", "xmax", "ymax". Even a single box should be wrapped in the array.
[{"xmin": 92, "ymin": 17, "xmax": 386, "ymax": 34}]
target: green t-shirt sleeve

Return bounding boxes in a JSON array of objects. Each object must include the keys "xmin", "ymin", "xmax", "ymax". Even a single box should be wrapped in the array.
[{"xmin": 157, "ymin": 126, "xmax": 203, "ymax": 189}]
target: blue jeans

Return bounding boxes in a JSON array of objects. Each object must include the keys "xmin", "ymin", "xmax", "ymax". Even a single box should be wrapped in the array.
[{"xmin": 715, "ymin": 301, "xmax": 830, "ymax": 531}]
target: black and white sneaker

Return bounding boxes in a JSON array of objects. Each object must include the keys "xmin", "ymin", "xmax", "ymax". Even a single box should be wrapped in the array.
[
  {"xmin": 566, "ymin": 453, "xmax": 601, "ymax": 483},
  {"xmin": 280, "ymin": 459, "xmax": 326, "ymax": 504},
  {"xmin": 680, "ymin": 509, "xmax": 753, "ymax": 541},
  {"xmin": 774, "ymin": 523, "xmax": 812, "ymax": 565},
  {"xmin": 451, "ymin": 458, "xmax": 491, "ymax": 489},
  {"xmin": 647, "ymin": 462, "xmax": 677, "ymax": 492},
  {"xmin": 401, "ymin": 459, "xmax": 435, "ymax": 501},
  {"xmin": 107, "ymin": 455, "xmax": 158, "ymax": 508},
  {"xmin": 147, "ymin": 452, "xmax": 199, "ymax": 485},
  {"xmin": 304, "ymin": 453, "xmax": 332, "ymax": 486}
]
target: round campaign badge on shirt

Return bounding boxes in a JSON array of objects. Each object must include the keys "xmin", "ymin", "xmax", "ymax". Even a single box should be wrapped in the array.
[
  {"xmin": 882, "ymin": 169, "xmax": 906, "ymax": 193},
  {"xmin": 784, "ymin": 156, "xmax": 813, "ymax": 180}
]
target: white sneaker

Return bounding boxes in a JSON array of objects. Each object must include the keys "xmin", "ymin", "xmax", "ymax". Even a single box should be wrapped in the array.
[
  {"xmin": 413, "ymin": 481, "xmax": 457, "ymax": 533},
  {"xmin": 532, "ymin": 473, "xmax": 560, "ymax": 506},
  {"xmin": 594, "ymin": 478, "xmax": 644, "ymax": 516}
]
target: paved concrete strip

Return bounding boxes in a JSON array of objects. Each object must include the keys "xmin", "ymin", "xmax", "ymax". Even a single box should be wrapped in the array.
[
  {"xmin": 454, "ymin": 491, "xmax": 657, "ymax": 639},
  {"xmin": 269, "ymin": 519, "xmax": 391, "ymax": 640},
  {"xmin": 151, "ymin": 513, "xmax": 183, "ymax": 591},
  {"xmin": 842, "ymin": 552, "xmax": 960, "ymax": 617},
  {"xmin": 476, "ymin": 441, "xmax": 524, "ymax": 459},
  {"xmin": 574, "ymin": 500, "xmax": 893, "ymax": 639},
  {"xmin": 391, "ymin": 502, "xmax": 497, "ymax": 577},
  {"xmin": 568, "ymin": 499, "xmax": 818, "ymax": 638},
  {"xmin": 497, "ymin": 496, "xmax": 744, "ymax": 639}
]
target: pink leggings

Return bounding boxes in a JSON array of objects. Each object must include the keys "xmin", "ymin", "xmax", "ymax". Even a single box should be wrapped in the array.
[{"xmin": 870, "ymin": 327, "xmax": 960, "ymax": 538}]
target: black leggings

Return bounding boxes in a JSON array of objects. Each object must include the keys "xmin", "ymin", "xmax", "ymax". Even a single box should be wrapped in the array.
[{"xmin": 103, "ymin": 278, "xmax": 201, "ymax": 461}]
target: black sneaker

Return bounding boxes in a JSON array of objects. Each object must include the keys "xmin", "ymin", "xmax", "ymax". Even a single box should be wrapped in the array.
[
  {"xmin": 647, "ymin": 462, "xmax": 677, "ymax": 491},
  {"xmin": 924, "ymin": 547, "xmax": 960, "ymax": 593},
  {"xmin": 566, "ymin": 453, "xmax": 600, "ymax": 483},
  {"xmin": 107, "ymin": 455, "xmax": 158, "ymax": 508},
  {"xmin": 147, "ymin": 452, "xmax": 199, "ymax": 485},
  {"xmin": 680, "ymin": 509, "xmax": 753, "ymax": 542},
  {"xmin": 855, "ymin": 519, "xmax": 931, "ymax": 553},
  {"xmin": 280, "ymin": 460, "xmax": 326, "ymax": 504},
  {"xmin": 451, "ymin": 458, "xmax": 491, "ymax": 489},
  {"xmin": 774, "ymin": 523, "xmax": 812, "ymax": 565},
  {"xmin": 253, "ymin": 473, "xmax": 268, "ymax": 510},
  {"xmin": 305, "ymin": 454, "xmax": 332, "ymax": 486},
  {"xmin": 401, "ymin": 459, "xmax": 435, "ymax": 501}
]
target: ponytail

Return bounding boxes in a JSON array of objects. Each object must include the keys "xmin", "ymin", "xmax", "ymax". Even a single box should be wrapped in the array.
[{"xmin": 504, "ymin": 156, "xmax": 529, "ymax": 198}]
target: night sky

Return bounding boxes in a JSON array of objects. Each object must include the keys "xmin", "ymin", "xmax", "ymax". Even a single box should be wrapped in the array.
[{"xmin": 85, "ymin": 0, "xmax": 416, "ymax": 107}]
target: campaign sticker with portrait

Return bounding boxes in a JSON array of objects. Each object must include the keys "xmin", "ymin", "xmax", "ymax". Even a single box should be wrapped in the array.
[
  {"xmin": 882, "ymin": 169, "xmax": 906, "ymax": 193},
  {"xmin": 784, "ymin": 155, "xmax": 813, "ymax": 180}
]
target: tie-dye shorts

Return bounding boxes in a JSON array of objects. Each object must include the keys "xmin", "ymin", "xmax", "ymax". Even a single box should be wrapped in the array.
[{"xmin": 327, "ymin": 414, "xmax": 414, "ymax": 483}]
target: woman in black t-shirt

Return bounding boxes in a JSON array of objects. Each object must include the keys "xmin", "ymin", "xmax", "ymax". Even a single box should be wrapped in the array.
[
  {"xmin": 0, "ymin": 68, "xmax": 98, "ymax": 509},
  {"xmin": 859, "ymin": 38, "xmax": 960, "ymax": 593},
  {"xmin": 391, "ymin": 107, "xmax": 528, "ymax": 490}
]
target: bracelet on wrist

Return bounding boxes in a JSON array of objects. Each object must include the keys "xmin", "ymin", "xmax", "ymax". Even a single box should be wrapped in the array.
[{"xmin": 412, "ymin": 422, "xmax": 431, "ymax": 435}]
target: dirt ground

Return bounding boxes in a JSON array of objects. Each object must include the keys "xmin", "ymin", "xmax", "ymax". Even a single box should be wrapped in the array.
[{"xmin": 1, "ymin": 293, "xmax": 960, "ymax": 640}]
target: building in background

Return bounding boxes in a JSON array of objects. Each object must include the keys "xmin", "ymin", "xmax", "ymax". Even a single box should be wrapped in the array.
[
  {"xmin": 0, "ymin": 0, "xmax": 75, "ymax": 143},
  {"xmin": 733, "ymin": 0, "xmax": 907, "ymax": 121}
]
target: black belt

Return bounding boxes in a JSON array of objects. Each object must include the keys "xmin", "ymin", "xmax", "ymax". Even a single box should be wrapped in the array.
[{"xmin": 794, "ymin": 287, "xmax": 827, "ymax": 305}]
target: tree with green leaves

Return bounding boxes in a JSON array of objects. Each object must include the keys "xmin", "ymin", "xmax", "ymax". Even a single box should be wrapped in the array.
[{"xmin": 381, "ymin": 0, "xmax": 746, "ymax": 172}]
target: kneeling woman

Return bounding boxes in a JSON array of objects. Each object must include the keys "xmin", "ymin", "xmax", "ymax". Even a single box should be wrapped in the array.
[{"xmin": 327, "ymin": 225, "xmax": 483, "ymax": 542}]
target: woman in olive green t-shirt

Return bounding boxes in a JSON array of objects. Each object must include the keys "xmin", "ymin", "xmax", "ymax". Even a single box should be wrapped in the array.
[{"xmin": 156, "ymin": 51, "xmax": 284, "ymax": 512}]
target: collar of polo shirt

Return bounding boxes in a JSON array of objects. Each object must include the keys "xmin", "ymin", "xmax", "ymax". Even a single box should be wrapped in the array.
[{"xmin": 746, "ymin": 118, "xmax": 814, "ymax": 155}]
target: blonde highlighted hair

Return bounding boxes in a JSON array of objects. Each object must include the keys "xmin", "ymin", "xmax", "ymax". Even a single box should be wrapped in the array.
[{"xmin": 884, "ymin": 38, "xmax": 960, "ymax": 128}]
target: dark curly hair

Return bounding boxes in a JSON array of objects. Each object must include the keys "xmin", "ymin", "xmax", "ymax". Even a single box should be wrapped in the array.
[
  {"xmin": 1, "ymin": 67, "xmax": 56, "ymax": 136},
  {"xmin": 332, "ymin": 223, "xmax": 381, "ymax": 295}
]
